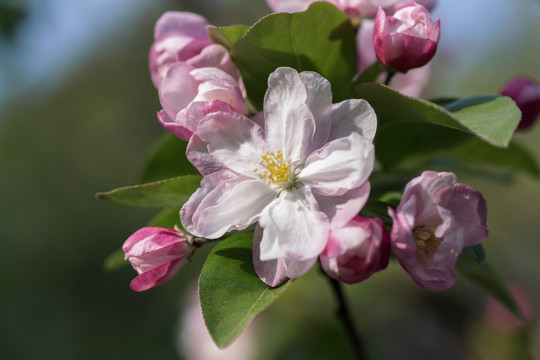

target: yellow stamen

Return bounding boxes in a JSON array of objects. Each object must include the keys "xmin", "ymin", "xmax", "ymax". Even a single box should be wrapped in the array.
[{"xmin": 254, "ymin": 150, "xmax": 291, "ymax": 184}]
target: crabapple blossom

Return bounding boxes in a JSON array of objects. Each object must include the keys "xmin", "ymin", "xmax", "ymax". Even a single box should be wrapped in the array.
[
  {"xmin": 181, "ymin": 67, "xmax": 376, "ymax": 281},
  {"xmin": 149, "ymin": 11, "xmax": 241, "ymax": 88},
  {"xmin": 373, "ymin": 1, "xmax": 440, "ymax": 73},
  {"xmin": 123, "ymin": 227, "xmax": 193, "ymax": 291},
  {"xmin": 388, "ymin": 171, "xmax": 488, "ymax": 291},
  {"xmin": 320, "ymin": 216, "xmax": 390, "ymax": 284},
  {"xmin": 500, "ymin": 76, "xmax": 540, "ymax": 130}
]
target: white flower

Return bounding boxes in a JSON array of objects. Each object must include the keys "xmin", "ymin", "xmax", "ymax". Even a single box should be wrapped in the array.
[{"xmin": 181, "ymin": 67, "xmax": 376, "ymax": 280}]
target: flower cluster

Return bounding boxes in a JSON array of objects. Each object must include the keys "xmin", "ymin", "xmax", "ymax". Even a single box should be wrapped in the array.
[{"xmin": 120, "ymin": 0, "xmax": 491, "ymax": 295}]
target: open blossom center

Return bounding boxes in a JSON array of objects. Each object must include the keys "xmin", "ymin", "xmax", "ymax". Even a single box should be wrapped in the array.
[
  {"xmin": 254, "ymin": 150, "xmax": 294, "ymax": 187},
  {"xmin": 413, "ymin": 225, "xmax": 442, "ymax": 258}
]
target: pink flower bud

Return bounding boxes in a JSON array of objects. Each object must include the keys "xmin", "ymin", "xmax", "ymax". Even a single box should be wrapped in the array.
[
  {"xmin": 122, "ymin": 227, "xmax": 192, "ymax": 292},
  {"xmin": 149, "ymin": 12, "xmax": 244, "ymax": 92},
  {"xmin": 373, "ymin": 2, "xmax": 440, "ymax": 73},
  {"xmin": 500, "ymin": 76, "xmax": 540, "ymax": 130},
  {"xmin": 149, "ymin": 12, "xmax": 212, "ymax": 88},
  {"xmin": 357, "ymin": 19, "xmax": 431, "ymax": 97},
  {"xmin": 320, "ymin": 216, "xmax": 390, "ymax": 284},
  {"xmin": 389, "ymin": 171, "xmax": 488, "ymax": 291}
]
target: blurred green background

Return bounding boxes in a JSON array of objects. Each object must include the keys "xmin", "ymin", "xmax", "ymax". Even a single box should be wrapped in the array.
[{"xmin": 1, "ymin": 0, "xmax": 539, "ymax": 359}]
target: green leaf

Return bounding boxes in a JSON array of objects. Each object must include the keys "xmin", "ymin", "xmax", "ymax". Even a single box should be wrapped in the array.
[
  {"xmin": 139, "ymin": 133, "xmax": 199, "ymax": 184},
  {"xmin": 96, "ymin": 175, "xmax": 202, "ymax": 208},
  {"xmin": 456, "ymin": 251, "xmax": 522, "ymax": 319},
  {"xmin": 463, "ymin": 244, "xmax": 486, "ymax": 266},
  {"xmin": 352, "ymin": 61, "xmax": 384, "ymax": 84},
  {"xmin": 230, "ymin": 2, "xmax": 356, "ymax": 109},
  {"xmin": 103, "ymin": 248, "xmax": 127, "ymax": 271},
  {"xmin": 147, "ymin": 207, "xmax": 183, "ymax": 230},
  {"xmin": 351, "ymin": 83, "xmax": 520, "ymax": 147},
  {"xmin": 199, "ymin": 232, "xmax": 291, "ymax": 348},
  {"xmin": 207, "ymin": 24, "xmax": 249, "ymax": 51},
  {"xmin": 374, "ymin": 122, "xmax": 469, "ymax": 167},
  {"xmin": 449, "ymin": 138, "xmax": 540, "ymax": 177}
]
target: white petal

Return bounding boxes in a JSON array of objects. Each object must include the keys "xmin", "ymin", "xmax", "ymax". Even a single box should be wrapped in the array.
[
  {"xmin": 195, "ymin": 179, "xmax": 276, "ymax": 238},
  {"xmin": 197, "ymin": 111, "xmax": 267, "ymax": 177},
  {"xmin": 180, "ymin": 169, "xmax": 239, "ymax": 236},
  {"xmin": 299, "ymin": 71, "xmax": 333, "ymax": 151},
  {"xmin": 259, "ymin": 189, "xmax": 329, "ymax": 261},
  {"xmin": 283, "ymin": 257, "xmax": 317, "ymax": 279},
  {"xmin": 299, "ymin": 132, "xmax": 374, "ymax": 196},
  {"xmin": 329, "ymin": 99, "xmax": 377, "ymax": 142},
  {"xmin": 186, "ymin": 133, "xmax": 226, "ymax": 176},
  {"xmin": 252, "ymin": 225, "xmax": 288, "ymax": 287},
  {"xmin": 264, "ymin": 67, "xmax": 315, "ymax": 161},
  {"xmin": 314, "ymin": 181, "xmax": 371, "ymax": 229}
]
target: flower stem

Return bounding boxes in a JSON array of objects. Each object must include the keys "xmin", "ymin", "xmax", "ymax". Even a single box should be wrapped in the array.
[
  {"xmin": 327, "ymin": 276, "xmax": 369, "ymax": 360},
  {"xmin": 384, "ymin": 71, "xmax": 396, "ymax": 86}
]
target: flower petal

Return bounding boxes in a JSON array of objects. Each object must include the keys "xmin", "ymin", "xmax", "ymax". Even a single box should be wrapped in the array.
[
  {"xmin": 299, "ymin": 132, "xmax": 374, "ymax": 196},
  {"xmin": 197, "ymin": 111, "xmax": 267, "ymax": 177},
  {"xmin": 298, "ymin": 71, "xmax": 333, "ymax": 151},
  {"xmin": 329, "ymin": 99, "xmax": 377, "ymax": 142},
  {"xmin": 314, "ymin": 181, "xmax": 371, "ymax": 229},
  {"xmin": 159, "ymin": 62, "xmax": 198, "ymax": 119},
  {"xmin": 194, "ymin": 179, "xmax": 276, "ymax": 238},
  {"xmin": 283, "ymin": 257, "xmax": 317, "ymax": 279},
  {"xmin": 259, "ymin": 188, "xmax": 329, "ymax": 261},
  {"xmin": 186, "ymin": 133, "xmax": 226, "ymax": 176},
  {"xmin": 130, "ymin": 259, "xmax": 185, "ymax": 292},
  {"xmin": 154, "ymin": 12, "xmax": 210, "ymax": 41},
  {"xmin": 180, "ymin": 169, "xmax": 239, "ymax": 236},
  {"xmin": 188, "ymin": 44, "xmax": 245, "ymax": 96},
  {"xmin": 157, "ymin": 109, "xmax": 193, "ymax": 141},
  {"xmin": 437, "ymin": 183, "xmax": 488, "ymax": 246},
  {"xmin": 252, "ymin": 225, "xmax": 288, "ymax": 287},
  {"xmin": 264, "ymin": 67, "xmax": 315, "ymax": 161}
]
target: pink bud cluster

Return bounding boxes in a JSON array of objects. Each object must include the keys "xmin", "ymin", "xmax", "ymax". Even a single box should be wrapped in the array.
[{"xmin": 149, "ymin": 12, "xmax": 247, "ymax": 141}]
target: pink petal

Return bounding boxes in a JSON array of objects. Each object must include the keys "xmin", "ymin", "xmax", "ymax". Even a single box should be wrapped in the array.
[
  {"xmin": 130, "ymin": 259, "xmax": 185, "ymax": 292},
  {"xmin": 157, "ymin": 110, "xmax": 193, "ymax": 141},
  {"xmin": 437, "ymin": 183, "xmax": 488, "ymax": 246},
  {"xmin": 159, "ymin": 62, "xmax": 198, "ymax": 119},
  {"xmin": 154, "ymin": 12, "xmax": 210, "ymax": 41}
]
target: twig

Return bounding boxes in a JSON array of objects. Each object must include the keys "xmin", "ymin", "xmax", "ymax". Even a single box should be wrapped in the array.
[{"xmin": 327, "ymin": 276, "xmax": 369, "ymax": 360}]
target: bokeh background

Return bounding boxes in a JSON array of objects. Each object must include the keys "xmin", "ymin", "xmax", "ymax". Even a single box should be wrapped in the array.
[{"xmin": 1, "ymin": 0, "xmax": 539, "ymax": 359}]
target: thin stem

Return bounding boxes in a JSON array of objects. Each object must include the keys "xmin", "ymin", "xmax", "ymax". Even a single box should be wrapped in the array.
[
  {"xmin": 383, "ymin": 71, "xmax": 396, "ymax": 86},
  {"xmin": 327, "ymin": 276, "xmax": 369, "ymax": 360}
]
